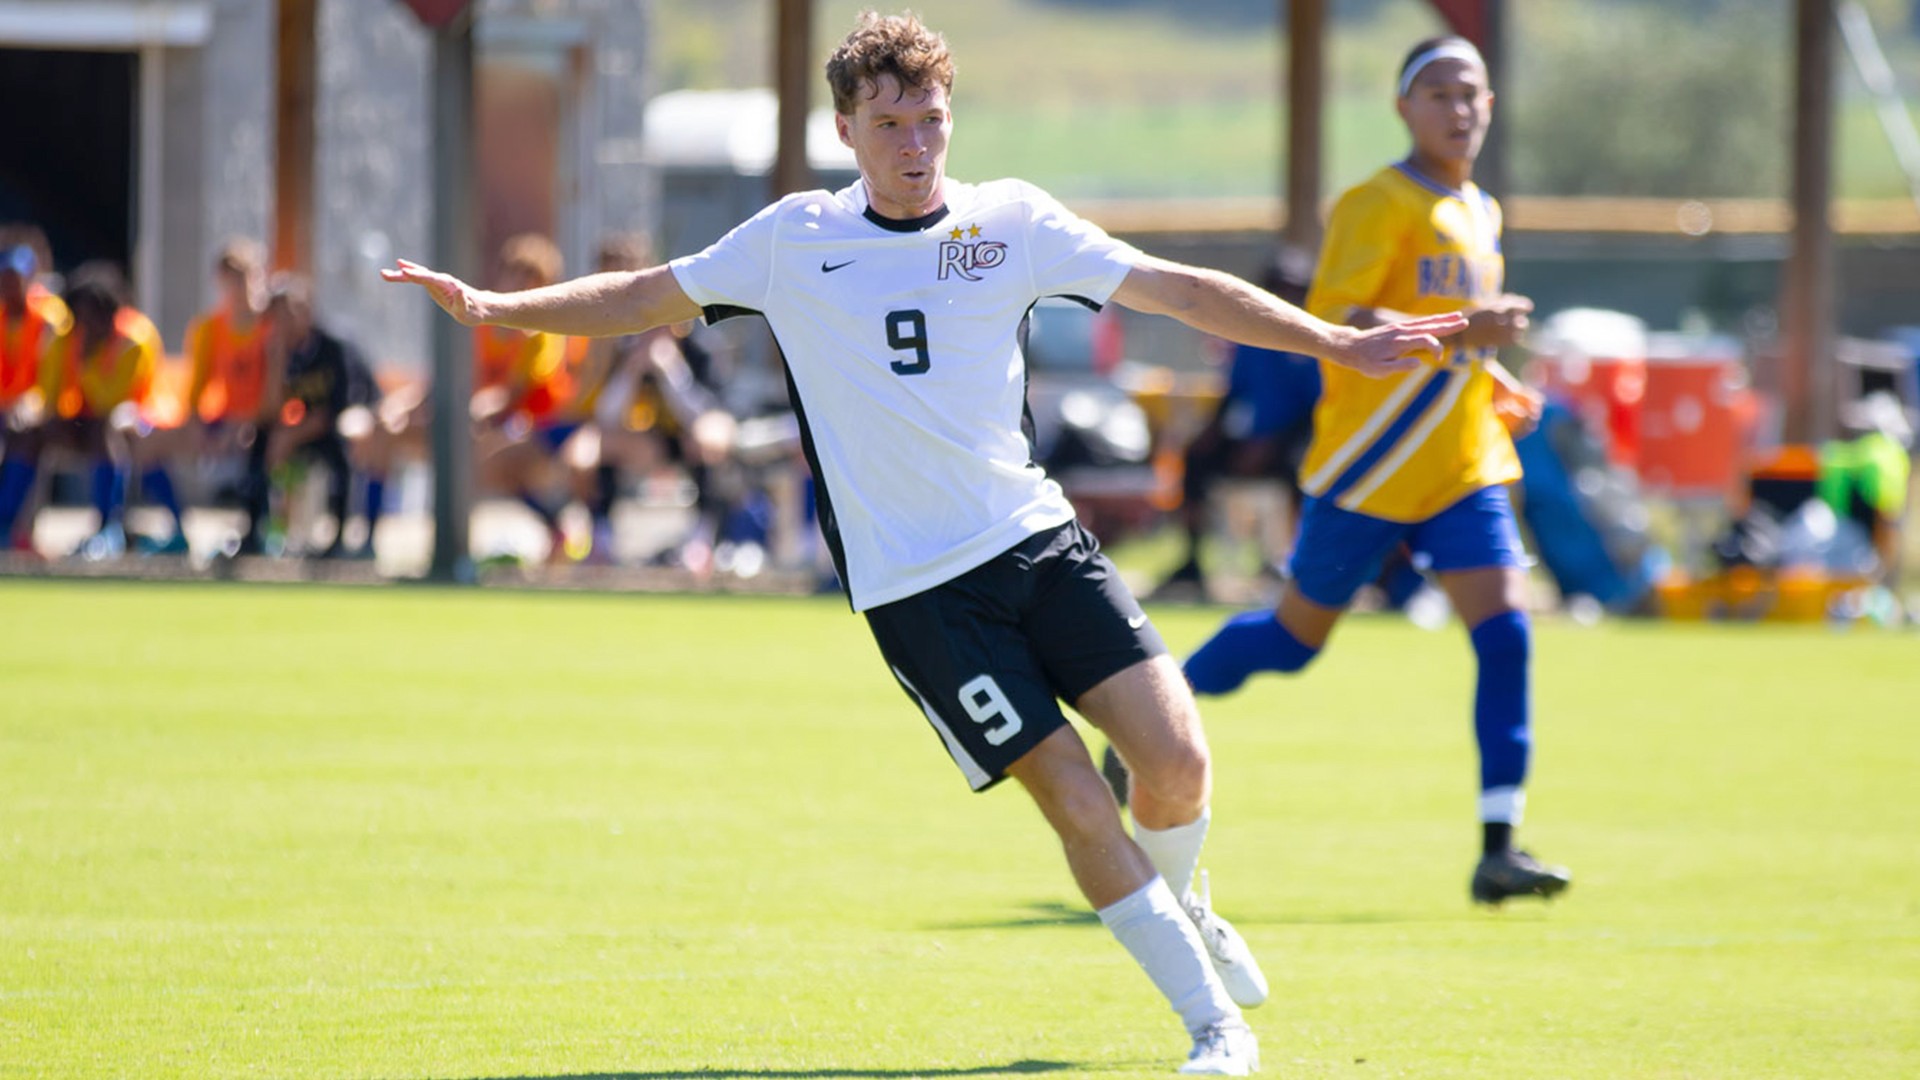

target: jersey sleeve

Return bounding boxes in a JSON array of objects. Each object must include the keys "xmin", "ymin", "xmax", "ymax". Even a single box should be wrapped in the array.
[
  {"xmin": 185, "ymin": 315, "xmax": 213, "ymax": 388},
  {"xmin": 36, "ymin": 335, "xmax": 63, "ymax": 402},
  {"xmin": 669, "ymin": 196, "xmax": 787, "ymax": 315},
  {"xmin": 32, "ymin": 292, "xmax": 72, "ymax": 337},
  {"xmin": 1306, "ymin": 184, "xmax": 1404, "ymax": 324},
  {"xmin": 1019, "ymin": 182, "xmax": 1141, "ymax": 306}
]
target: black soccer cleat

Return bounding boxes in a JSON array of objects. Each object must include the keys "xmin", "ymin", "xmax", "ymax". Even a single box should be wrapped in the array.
[{"xmin": 1471, "ymin": 849, "xmax": 1572, "ymax": 905}]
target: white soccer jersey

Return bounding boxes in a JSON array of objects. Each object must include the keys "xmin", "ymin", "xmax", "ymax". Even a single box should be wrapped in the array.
[{"xmin": 670, "ymin": 178, "xmax": 1142, "ymax": 611}]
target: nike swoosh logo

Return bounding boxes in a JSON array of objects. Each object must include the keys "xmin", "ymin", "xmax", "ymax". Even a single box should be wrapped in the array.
[
  {"xmin": 821, "ymin": 259, "xmax": 855, "ymax": 273},
  {"xmin": 1128, "ymin": 614, "xmax": 1148, "ymax": 629}
]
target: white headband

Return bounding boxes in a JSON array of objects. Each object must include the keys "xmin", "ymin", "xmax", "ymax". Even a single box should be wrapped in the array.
[{"xmin": 1398, "ymin": 40, "xmax": 1486, "ymax": 98}]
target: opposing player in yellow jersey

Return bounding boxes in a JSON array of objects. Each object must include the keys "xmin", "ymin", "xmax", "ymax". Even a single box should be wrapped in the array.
[{"xmin": 1184, "ymin": 36, "xmax": 1570, "ymax": 906}]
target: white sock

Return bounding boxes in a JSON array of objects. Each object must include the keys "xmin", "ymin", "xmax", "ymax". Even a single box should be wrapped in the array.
[
  {"xmin": 1479, "ymin": 785, "xmax": 1526, "ymax": 825},
  {"xmin": 1132, "ymin": 806, "xmax": 1210, "ymax": 899},
  {"xmin": 1097, "ymin": 875, "xmax": 1238, "ymax": 1035}
]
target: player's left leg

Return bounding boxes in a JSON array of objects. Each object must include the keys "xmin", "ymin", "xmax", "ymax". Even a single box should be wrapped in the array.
[
  {"xmin": 308, "ymin": 431, "xmax": 353, "ymax": 557},
  {"xmin": 1422, "ymin": 485, "xmax": 1571, "ymax": 904},
  {"xmin": 129, "ymin": 423, "xmax": 190, "ymax": 554},
  {"xmin": 0, "ymin": 425, "xmax": 47, "ymax": 548},
  {"xmin": 74, "ymin": 419, "xmax": 131, "ymax": 558}
]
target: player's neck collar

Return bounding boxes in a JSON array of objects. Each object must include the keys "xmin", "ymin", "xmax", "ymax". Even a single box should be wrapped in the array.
[
  {"xmin": 863, "ymin": 203, "xmax": 951, "ymax": 233},
  {"xmin": 1394, "ymin": 157, "xmax": 1475, "ymax": 200}
]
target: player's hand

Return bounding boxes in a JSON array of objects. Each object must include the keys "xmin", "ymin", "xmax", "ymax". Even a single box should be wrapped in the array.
[
  {"xmin": 380, "ymin": 258, "xmax": 488, "ymax": 326},
  {"xmin": 1465, "ymin": 294, "xmax": 1533, "ymax": 349},
  {"xmin": 1329, "ymin": 312, "xmax": 1468, "ymax": 378},
  {"xmin": 1492, "ymin": 376, "xmax": 1544, "ymax": 438}
]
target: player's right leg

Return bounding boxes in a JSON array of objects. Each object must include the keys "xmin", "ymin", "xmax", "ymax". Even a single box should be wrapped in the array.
[
  {"xmin": 1005, "ymin": 727, "xmax": 1257, "ymax": 1075},
  {"xmin": 864, "ymin": 543, "xmax": 1255, "ymax": 1073},
  {"xmin": 1183, "ymin": 494, "xmax": 1414, "ymax": 696},
  {"xmin": 1074, "ymin": 656, "xmax": 1270, "ymax": 1012}
]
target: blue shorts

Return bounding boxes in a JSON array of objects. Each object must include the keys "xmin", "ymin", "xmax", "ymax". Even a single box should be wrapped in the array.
[
  {"xmin": 1288, "ymin": 485, "xmax": 1529, "ymax": 608},
  {"xmin": 535, "ymin": 422, "xmax": 581, "ymax": 453}
]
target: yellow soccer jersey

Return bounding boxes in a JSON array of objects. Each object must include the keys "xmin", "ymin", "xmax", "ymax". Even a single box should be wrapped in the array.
[
  {"xmin": 39, "ymin": 326, "xmax": 151, "ymax": 419},
  {"xmin": 1300, "ymin": 163, "xmax": 1521, "ymax": 522}
]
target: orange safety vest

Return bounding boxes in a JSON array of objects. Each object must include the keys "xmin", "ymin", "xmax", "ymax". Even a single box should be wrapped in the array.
[
  {"xmin": 1, "ymin": 301, "xmax": 54, "ymax": 405},
  {"xmin": 189, "ymin": 308, "xmax": 269, "ymax": 422},
  {"xmin": 473, "ymin": 324, "xmax": 574, "ymax": 422}
]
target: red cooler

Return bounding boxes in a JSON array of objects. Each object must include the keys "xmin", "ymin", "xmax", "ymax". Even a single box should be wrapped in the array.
[
  {"xmin": 1532, "ymin": 308, "xmax": 1648, "ymax": 468},
  {"xmin": 1637, "ymin": 333, "xmax": 1758, "ymax": 496}
]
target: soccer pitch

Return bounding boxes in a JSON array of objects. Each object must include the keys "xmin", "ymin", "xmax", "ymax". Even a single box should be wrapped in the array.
[{"xmin": 3, "ymin": 580, "xmax": 1915, "ymax": 1079}]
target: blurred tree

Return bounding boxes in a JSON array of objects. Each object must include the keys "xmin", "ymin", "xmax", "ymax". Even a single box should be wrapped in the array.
[
  {"xmin": 1508, "ymin": 0, "xmax": 1791, "ymax": 196},
  {"xmin": 1028, "ymin": 0, "xmax": 1275, "ymax": 28}
]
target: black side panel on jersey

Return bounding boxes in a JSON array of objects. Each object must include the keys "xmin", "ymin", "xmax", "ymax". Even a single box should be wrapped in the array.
[
  {"xmin": 1016, "ymin": 302, "xmax": 1039, "ymax": 466},
  {"xmin": 1049, "ymin": 294, "xmax": 1102, "ymax": 312},
  {"xmin": 695, "ymin": 303, "xmax": 850, "ymax": 604},
  {"xmin": 1018, "ymin": 294, "xmax": 1102, "ymax": 464},
  {"xmin": 774, "ymin": 344, "xmax": 853, "ymax": 610}
]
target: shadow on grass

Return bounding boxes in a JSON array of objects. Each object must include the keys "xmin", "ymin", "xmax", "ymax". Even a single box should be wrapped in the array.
[
  {"xmin": 922, "ymin": 899, "xmax": 1468, "ymax": 931},
  {"xmin": 436, "ymin": 1063, "xmax": 1077, "ymax": 1080},
  {"xmin": 918, "ymin": 901, "xmax": 1103, "ymax": 930},
  {"xmin": 1238, "ymin": 910, "xmax": 1466, "ymax": 926}
]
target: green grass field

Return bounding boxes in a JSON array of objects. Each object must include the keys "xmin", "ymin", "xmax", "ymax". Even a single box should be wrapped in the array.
[{"xmin": 3, "ymin": 580, "xmax": 1917, "ymax": 1079}]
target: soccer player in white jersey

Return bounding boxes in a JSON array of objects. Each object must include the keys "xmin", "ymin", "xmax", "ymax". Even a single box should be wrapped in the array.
[{"xmin": 386, "ymin": 13, "xmax": 1464, "ymax": 1074}]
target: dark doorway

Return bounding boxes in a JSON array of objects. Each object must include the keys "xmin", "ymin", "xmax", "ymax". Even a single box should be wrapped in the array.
[{"xmin": 0, "ymin": 47, "xmax": 135, "ymax": 277}]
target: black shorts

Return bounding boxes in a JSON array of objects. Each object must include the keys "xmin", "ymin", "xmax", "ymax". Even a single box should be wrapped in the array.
[{"xmin": 863, "ymin": 520, "xmax": 1167, "ymax": 792}]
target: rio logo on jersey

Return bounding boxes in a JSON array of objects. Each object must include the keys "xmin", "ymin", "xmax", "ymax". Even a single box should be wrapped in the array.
[{"xmin": 938, "ymin": 224, "xmax": 1008, "ymax": 282}]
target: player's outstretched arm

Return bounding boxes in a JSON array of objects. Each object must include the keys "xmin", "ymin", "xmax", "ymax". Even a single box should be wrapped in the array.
[
  {"xmin": 1109, "ymin": 254, "xmax": 1465, "ymax": 378},
  {"xmin": 380, "ymin": 259, "xmax": 703, "ymax": 338}
]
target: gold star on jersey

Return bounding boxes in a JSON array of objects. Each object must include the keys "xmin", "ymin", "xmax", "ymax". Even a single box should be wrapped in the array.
[{"xmin": 937, "ymin": 225, "xmax": 1009, "ymax": 282}]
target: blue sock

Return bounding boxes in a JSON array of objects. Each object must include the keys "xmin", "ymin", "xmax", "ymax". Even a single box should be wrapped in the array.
[
  {"xmin": 1470, "ymin": 610, "xmax": 1532, "ymax": 796},
  {"xmin": 1183, "ymin": 609, "xmax": 1320, "ymax": 696},
  {"xmin": 141, "ymin": 468, "xmax": 184, "ymax": 530},
  {"xmin": 91, "ymin": 461, "xmax": 127, "ymax": 528},
  {"xmin": 0, "ymin": 459, "xmax": 37, "ymax": 540},
  {"xmin": 362, "ymin": 476, "xmax": 386, "ymax": 523}
]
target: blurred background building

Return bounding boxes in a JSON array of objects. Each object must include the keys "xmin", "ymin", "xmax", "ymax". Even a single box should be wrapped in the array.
[{"xmin": 0, "ymin": 0, "xmax": 656, "ymax": 369}]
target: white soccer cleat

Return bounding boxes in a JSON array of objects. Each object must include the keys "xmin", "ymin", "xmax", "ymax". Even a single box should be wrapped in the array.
[
  {"xmin": 1182, "ymin": 870, "xmax": 1270, "ymax": 1008},
  {"xmin": 1178, "ymin": 1018, "xmax": 1260, "ymax": 1075}
]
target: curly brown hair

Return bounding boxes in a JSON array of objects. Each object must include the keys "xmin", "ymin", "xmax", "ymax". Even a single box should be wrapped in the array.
[{"xmin": 825, "ymin": 11, "xmax": 955, "ymax": 115}]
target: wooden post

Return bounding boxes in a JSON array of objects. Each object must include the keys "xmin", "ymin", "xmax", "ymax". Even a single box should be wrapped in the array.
[
  {"xmin": 1284, "ymin": 0, "xmax": 1325, "ymax": 253},
  {"xmin": 272, "ymin": 0, "xmax": 316, "ymax": 274},
  {"xmin": 1478, "ymin": 0, "xmax": 1509, "ymax": 199},
  {"xmin": 773, "ymin": 0, "xmax": 814, "ymax": 199},
  {"xmin": 428, "ymin": 11, "xmax": 477, "ymax": 583},
  {"xmin": 1780, "ymin": 0, "xmax": 1837, "ymax": 443}
]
